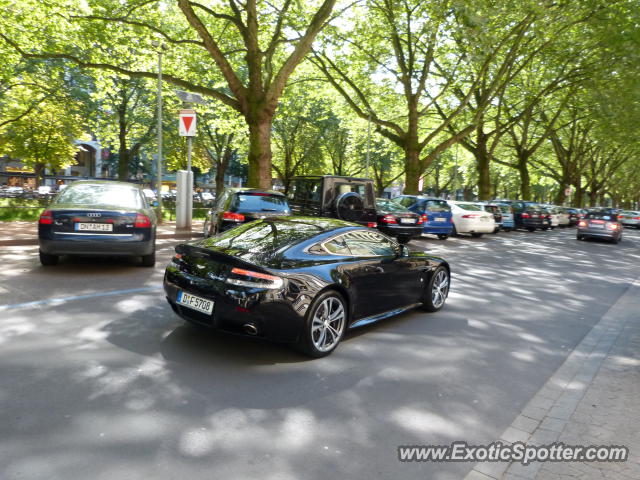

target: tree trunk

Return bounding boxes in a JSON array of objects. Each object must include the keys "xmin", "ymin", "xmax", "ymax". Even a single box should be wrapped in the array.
[
  {"xmin": 215, "ymin": 163, "xmax": 226, "ymax": 195},
  {"xmin": 34, "ymin": 163, "xmax": 45, "ymax": 188},
  {"xmin": 517, "ymin": 154, "xmax": 531, "ymax": 199},
  {"xmin": 589, "ymin": 188, "xmax": 598, "ymax": 206},
  {"xmin": 247, "ymin": 116, "xmax": 273, "ymax": 189},
  {"xmin": 403, "ymin": 147, "xmax": 421, "ymax": 194},
  {"xmin": 475, "ymin": 127, "xmax": 491, "ymax": 200}
]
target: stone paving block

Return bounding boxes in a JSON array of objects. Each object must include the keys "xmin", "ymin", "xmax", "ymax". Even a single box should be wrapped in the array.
[
  {"xmin": 501, "ymin": 426, "xmax": 531, "ymax": 444},
  {"xmin": 512, "ymin": 415, "xmax": 540, "ymax": 434},
  {"xmin": 521, "ymin": 404, "xmax": 548, "ymax": 422},
  {"xmin": 538, "ymin": 417, "xmax": 567, "ymax": 433},
  {"xmin": 463, "ymin": 469, "xmax": 496, "ymax": 480},
  {"xmin": 473, "ymin": 460, "xmax": 510, "ymax": 479}
]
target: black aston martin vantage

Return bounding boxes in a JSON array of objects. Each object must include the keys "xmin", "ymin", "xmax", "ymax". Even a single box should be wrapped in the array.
[{"xmin": 163, "ymin": 217, "xmax": 450, "ymax": 357}]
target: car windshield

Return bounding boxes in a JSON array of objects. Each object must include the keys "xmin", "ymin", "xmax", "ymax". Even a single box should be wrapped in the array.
[
  {"xmin": 456, "ymin": 203, "xmax": 482, "ymax": 211},
  {"xmin": 586, "ymin": 211, "xmax": 616, "ymax": 221},
  {"xmin": 376, "ymin": 199, "xmax": 409, "ymax": 212},
  {"xmin": 231, "ymin": 193, "xmax": 289, "ymax": 212},
  {"xmin": 54, "ymin": 184, "xmax": 143, "ymax": 209}
]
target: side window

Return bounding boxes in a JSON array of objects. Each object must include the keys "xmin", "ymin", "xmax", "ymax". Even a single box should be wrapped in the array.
[
  {"xmin": 323, "ymin": 236, "xmax": 351, "ymax": 255},
  {"xmin": 290, "ymin": 179, "xmax": 322, "ymax": 203},
  {"xmin": 343, "ymin": 230, "xmax": 397, "ymax": 257}
]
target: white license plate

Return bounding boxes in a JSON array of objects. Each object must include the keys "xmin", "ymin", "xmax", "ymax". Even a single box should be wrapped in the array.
[
  {"xmin": 589, "ymin": 223, "xmax": 604, "ymax": 229},
  {"xmin": 177, "ymin": 291, "xmax": 214, "ymax": 314},
  {"xmin": 531, "ymin": 214, "xmax": 538, "ymax": 218},
  {"xmin": 400, "ymin": 218, "xmax": 416, "ymax": 224},
  {"xmin": 435, "ymin": 217, "xmax": 445, "ymax": 222},
  {"xmin": 75, "ymin": 222, "xmax": 113, "ymax": 232}
]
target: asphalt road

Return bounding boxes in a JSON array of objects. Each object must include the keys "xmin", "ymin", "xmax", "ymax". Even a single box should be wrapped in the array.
[{"xmin": 1, "ymin": 227, "xmax": 639, "ymax": 480}]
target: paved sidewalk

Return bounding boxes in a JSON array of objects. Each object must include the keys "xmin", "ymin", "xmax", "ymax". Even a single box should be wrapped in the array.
[
  {"xmin": 0, "ymin": 220, "xmax": 204, "ymax": 246},
  {"xmin": 466, "ymin": 278, "xmax": 640, "ymax": 480}
]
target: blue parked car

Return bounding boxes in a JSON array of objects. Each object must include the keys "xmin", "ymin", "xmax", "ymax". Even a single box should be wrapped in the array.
[
  {"xmin": 496, "ymin": 203, "xmax": 515, "ymax": 231},
  {"xmin": 392, "ymin": 196, "xmax": 454, "ymax": 239}
]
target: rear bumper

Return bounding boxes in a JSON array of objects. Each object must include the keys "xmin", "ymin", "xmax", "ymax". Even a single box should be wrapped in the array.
[
  {"xmin": 377, "ymin": 224, "xmax": 423, "ymax": 238},
  {"xmin": 578, "ymin": 228, "xmax": 620, "ymax": 239},
  {"xmin": 164, "ymin": 272, "xmax": 304, "ymax": 343},
  {"xmin": 39, "ymin": 233, "xmax": 155, "ymax": 256},
  {"xmin": 456, "ymin": 219, "xmax": 495, "ymax": 233},
  {"xmin": 423, "ymin": 223, "xmax": 453, "ymax": 234}
]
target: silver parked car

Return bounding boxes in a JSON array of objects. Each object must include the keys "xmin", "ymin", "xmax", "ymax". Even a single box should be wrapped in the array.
[{"xmin": 619, "ymin": 210, "xmax": 640, "ymax": 228}]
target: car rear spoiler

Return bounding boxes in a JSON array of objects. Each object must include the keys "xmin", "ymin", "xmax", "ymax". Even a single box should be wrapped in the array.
[{"xmin": 175, "ymin": 243, "xmax": 275, "ymax": 274}]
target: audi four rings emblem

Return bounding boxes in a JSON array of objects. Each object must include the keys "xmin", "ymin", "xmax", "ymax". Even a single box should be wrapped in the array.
[{"xmin": 87, "ymin": 213, "xmax": 102, "ymax": 217}]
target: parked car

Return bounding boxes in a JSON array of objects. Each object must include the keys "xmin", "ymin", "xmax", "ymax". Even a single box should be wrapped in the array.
[
  {"xmin": 498, "ymin": 200, "xmax": 545, "ymax": 231},
  {"xmin": 448, "ymin": 201, "xmax": 495, "ymax": 237},
  {"xmin": 142, "ymin": 188, "xmax": 157, "ymax": 203},
  {"xmin": 577, "ymin": 209, "xmax": 623, "ymax": 243},
  {"xmin": 565, "ymin": 208, "xmax": 581, "ymax": 226},
  {"xmin": 287, "ymin": 175, "xmax": 377, "ymax": 227},
  {"xmin": 203, "ymin": 188, "xmax": 290, "ymax": 237},
  {"xmin": 477, "ymin": 203, "xmax": 503, "ymax": 233},
  {"xmin": 374, "ymin": 198, "xmax": 423, "ymax": 244},
  {"xmin": 37, "ymin": 180, "xmax": 157, "ymax": 266},
  {"xmin": 619, "ymin": 210, "xmax": 640, "ymax": 228},
  {"xmin": 540, "ymin": 205, "xmax": 560, "ymax": 229},
  {"xmin": 496, "ymin": 204, "xmax": 515, "ymax": 231},
  {"xmin": 392, "ymin": 195, "xmax": 454, "ymax": 240},
  {"xmin": 164, "ymin": 217, "xmax": 450, "ymax": 357}
]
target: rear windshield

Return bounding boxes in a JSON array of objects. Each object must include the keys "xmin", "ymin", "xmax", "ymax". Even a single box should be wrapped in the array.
[
  {"xmin": 523, "ymin": 203, "xmax": 541, "ymax": 211},
  {"xmin": 585, "ymin": 211, "xmax": 617, "ymax": 220},
  {"xmin": 231, "ymin": 193, "xmax": 289, "ymax": 212},
  {"xmin": 376, "ymin": 199, "xmax": 409, "ymax": 212},
  {"xmin": 54, "ymin": 184, "xmax": 143, "ymax": 209},
  {"xmin": 499, "ymin": 205, "xmax": 512, "ymax": 214},
  {"xmin": 202, "ymin": 218, "xmax": 332, "ymax": 264},
  {"xmin": 455, "ymin": 203, "xmax": 482, "ymax": 211},
  {"xmin": 425, "ymin": 200, "xmax": 450, "ymax": 212},
  {"xmin": 394, "ymin": 196, "xmax": 417, "ymax": 208}
]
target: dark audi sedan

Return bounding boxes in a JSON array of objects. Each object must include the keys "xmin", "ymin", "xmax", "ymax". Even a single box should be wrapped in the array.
[
  {"xmin": 164, "ymin": 217, "xmax": 450, "ymax": 357},
  {"xmin": 38, "ymin": 181, "xmax": 157, "ymax": 266}
]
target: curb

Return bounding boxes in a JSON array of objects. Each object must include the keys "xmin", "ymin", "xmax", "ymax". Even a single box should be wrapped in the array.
[{"xmin": 463, "ymin": 276, "xmax": 640, "ymax": 480}]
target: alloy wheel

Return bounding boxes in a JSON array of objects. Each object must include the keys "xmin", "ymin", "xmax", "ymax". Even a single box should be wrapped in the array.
[
  {"xmin": 431, "ymin": 269, "xmax": 449, "ymax": 309},
  {"xmin": 311, "ymin": 297, "xmax": 346, "ymax": 353}
]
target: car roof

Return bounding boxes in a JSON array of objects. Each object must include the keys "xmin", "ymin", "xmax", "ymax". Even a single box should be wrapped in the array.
[
  {"xmin": 395, "ymin": 195, "xmax": 446, "ymax": 200},
  {"xmin": 293, "ymin": 175, "xmax": 372, "ymax": 182},
  {"xmin": 225, "ymin": 187, "xmax": 285, "ymax": 196},
  {"xmin": 64, "ymin": 180, "xmax": 143, "ymax": 189}
]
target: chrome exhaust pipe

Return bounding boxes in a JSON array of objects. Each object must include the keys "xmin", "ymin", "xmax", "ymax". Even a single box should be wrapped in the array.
[{"xmin": 243, "ymin": 323, "xmax": 258, "ymax": 336}]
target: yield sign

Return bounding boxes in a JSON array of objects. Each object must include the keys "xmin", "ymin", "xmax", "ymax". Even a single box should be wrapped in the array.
[{"xmin": 179, "ymin": 109, "xmax": 197, "ymax": 136}]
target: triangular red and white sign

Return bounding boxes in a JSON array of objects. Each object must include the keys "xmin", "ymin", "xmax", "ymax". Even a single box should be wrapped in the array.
[{"xmin": 179, "ymin": 110, "xmax": 197, "ymax": 136}]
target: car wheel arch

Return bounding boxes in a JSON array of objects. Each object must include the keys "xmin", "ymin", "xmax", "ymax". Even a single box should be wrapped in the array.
[{"xmin": 312, "ymin": 284, "xmax": 352, "ymax": 324}]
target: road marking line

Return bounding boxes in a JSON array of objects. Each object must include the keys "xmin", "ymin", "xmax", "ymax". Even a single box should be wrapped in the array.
[{"xmin": 0, "ymin": 286, "xmax": 163, "ymax": 312}]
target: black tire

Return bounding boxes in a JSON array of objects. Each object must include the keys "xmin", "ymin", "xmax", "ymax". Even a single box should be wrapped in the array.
[
  {"xmin": 39, "ymin": 251, "xmax": 58, "ymax": 266},
  {"xmin": 492, "ymin": 228, "xmax": 499, "ymax": 234},
  {"xmin": 542, "ymin": 226, "xmax": 549, "ymax": 231},
  {"xmin": 576, "ymin": 235, "xmax": 583, "ymax": 241},
  {"xmin": 451, "ymin": 224, "xmax": 458, "ymax": 237},
  {"xmin": 421, "ymin": 266, "xmax": 449, "ymax": 312},
  {"xmin": 527, "ymin": 227, "xmax": 536, "ymax": 232},
  {"xmin": 141, "ymin": 250, "xmax": 156, "ymax": 267},
  {"xmin": 397, "ymin": 235, "xmax": 411, "ymax": 244},
  {"xmin": 437, "ymin": 234, "xmax": 449, "ymax": 240},
  {"xmin": 295, "ymin": 290, "xmax": 347, "ymax": 358},
  {"xmin": 335, "ymin": 192, "xmax": 365, "ymax": 222},
  {"xmin": 471, "ymin": 232, "xmax": 483, "ymax": 238}
]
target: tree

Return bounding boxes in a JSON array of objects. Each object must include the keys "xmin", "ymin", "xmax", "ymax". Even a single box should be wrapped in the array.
[
  {"xmin": 1, "ymin": 99, "xmax": 86, "ymax": 186},
  {"xmin": 1, "ymin": 0, "xmax": 339, "ymax": 188}
]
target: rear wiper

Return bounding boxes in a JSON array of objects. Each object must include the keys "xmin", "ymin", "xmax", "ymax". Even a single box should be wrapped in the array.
[{"xmin": 261, "ymin": 208, "xmax": 279, "ymax": 211}]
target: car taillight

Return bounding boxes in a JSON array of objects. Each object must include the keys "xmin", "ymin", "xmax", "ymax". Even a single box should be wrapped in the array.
[
  {"xmin": 226, "ymin": 267, "xmax": 283, "ymax": 289},
  {"xmin": 635, "ymin": 217, "xmax": 640, "ymax": 220},
  {"xmin": 416, "ymin": 217, "xmax": 423, "ymax": 225},
  {"xmin": 39, "ymin": 210, "xmax": 53, "ymax": 224},
  {"xmin": 222, "ymin": 211, "xmax": 245, "ymax": 222},
  {"xmin": 578, "ymin": 220, "xmax": 587, "ymax": 227},
  {"xmin": 367, "ymin": 222, "xmax": 377, "ymax": 228},
  {"xmin": 461, "ymin": 214, "xmax": 480, "ymax": 218},
  {"xmin": 608, "ymin": 223, "xmax": 620, "ymax": 230},
  {"xmin": 421, "ymin": 214, "xmax": 428, "ymax": 223},
  {"xmin": 380, "ymin": 215, "xmax": 397, "ymax": 224},
  {"xmin": 134, "ymin": 214, "xmax": 151, "ymax": 228},
  {"xmin": 522, "ymin": 213, "xmax": 530, "ymax": 219}
]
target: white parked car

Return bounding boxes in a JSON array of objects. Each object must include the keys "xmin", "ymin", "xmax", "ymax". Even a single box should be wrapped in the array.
[
  {"xmin": 447, "ymin": 201, "xmax": 495, "ymax": 237},
  {"xmin": 619, "ymin": 210, "xmax": 640, "ymax": 228},
  {"xmin": 541, "ymin": 205, "xmax": 560, "ymax": 228},
  {"xmin": 555, "ymin": 207, "xmax": 571, "ymax": 227}
]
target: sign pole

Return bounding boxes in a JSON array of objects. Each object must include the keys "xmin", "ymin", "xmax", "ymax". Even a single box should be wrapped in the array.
[{"xmin": 177, "ymin": 108, "xmax": 197, "ymax": 231}]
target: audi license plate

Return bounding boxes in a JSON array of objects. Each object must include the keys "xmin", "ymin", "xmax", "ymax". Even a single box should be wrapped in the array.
[
  {"xmin": 589, "ymin": 223, "xmax": 604, "ymax": 229},
  {"xmin": 75, "ymin": 223, "xmax": 113, "ymax": 232},
  {"xmin": 177, "ymin": 291, "xmax": 214, "ymax": 314},
  {"xmin": 400, "ymin": 218, "xmax": 416, "ymax": 224}
]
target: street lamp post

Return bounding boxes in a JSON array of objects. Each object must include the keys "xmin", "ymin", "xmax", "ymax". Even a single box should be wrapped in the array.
[{"xmin": 152, "ymin": 40, "xmax": 167, "ymax": 223}]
